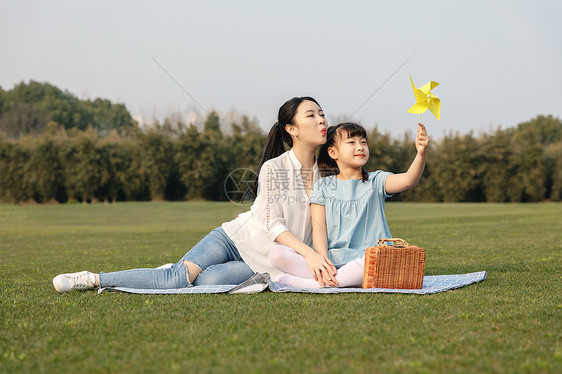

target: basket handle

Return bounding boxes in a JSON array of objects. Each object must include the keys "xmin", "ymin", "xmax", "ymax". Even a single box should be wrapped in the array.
[{"xmin": 376, "ymin": 238, "xmax": 409, "ymax": 247}]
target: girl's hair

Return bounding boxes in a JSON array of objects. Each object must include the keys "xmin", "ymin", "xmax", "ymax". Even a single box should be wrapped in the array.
[
  {"xmin": 317, "ymin": 122, "xmax": 369, "ymax": 182},
  {"xmin": 253, "ymin": 96, "xmax": 321, "ymax": 195}
]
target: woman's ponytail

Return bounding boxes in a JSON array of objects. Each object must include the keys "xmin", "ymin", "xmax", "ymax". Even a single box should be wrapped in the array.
[{"xmin": 256, "ymin": 122, "xmax": 287, "ymax": 173}]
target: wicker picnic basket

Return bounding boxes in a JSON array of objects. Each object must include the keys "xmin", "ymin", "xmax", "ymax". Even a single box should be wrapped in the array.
[{"xmin": 362, "ymin": 238, "xmax": 426, "ymax": 289}]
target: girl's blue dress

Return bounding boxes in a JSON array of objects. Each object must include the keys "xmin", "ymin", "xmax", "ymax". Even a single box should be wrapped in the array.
[{"xmin": 309, "ymin": 171, "xmax": 393, "ymax": 265}]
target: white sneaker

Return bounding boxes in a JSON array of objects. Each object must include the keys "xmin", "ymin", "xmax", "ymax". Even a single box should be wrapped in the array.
[
  {"xmin": 156, "ymin": 263, "xmax": 174, "ymax": 269},
  {"xmin": 53, "ymin": 271, "xmax": 96, "ymax": 293}
]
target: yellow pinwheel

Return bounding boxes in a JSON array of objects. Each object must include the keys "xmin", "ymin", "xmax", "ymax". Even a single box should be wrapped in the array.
[{"xmin": 407, "ymin": 74, "xmax": 440, "ymax": 120}]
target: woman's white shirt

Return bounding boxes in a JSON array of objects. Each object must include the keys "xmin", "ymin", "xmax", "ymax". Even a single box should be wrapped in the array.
[{"xmin": 222, "ymin": 149, "xmax": 319, "ymax": 281}]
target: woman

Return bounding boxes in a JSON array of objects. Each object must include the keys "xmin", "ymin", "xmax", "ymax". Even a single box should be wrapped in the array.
[{"xmin": 53, "ymin": 96, "xmax": 337, "ymax": 292}]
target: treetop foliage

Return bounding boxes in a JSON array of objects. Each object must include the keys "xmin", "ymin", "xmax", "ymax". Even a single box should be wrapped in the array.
[{"xmin": 0, "ymin": 80, "xmax": 135, "ymax": 138}]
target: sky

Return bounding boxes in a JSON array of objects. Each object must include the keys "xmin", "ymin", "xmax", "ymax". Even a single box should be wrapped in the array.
[{"xmin": 1, "ymin": 0, "xmax": 561, "ymax": 138}]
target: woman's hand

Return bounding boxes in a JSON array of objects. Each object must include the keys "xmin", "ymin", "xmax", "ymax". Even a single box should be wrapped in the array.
[
  {"xmin": 304, "ymin": 251, "xmax": 338, "ymax": 287},
  {"xmin": 416, "ymin": 123, "xmax": 430, "ymax": 155}
]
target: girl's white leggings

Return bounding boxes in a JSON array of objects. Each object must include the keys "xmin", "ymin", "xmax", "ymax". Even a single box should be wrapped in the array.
[{"xmin": 269, "ymin": 244, "xmax": 364, "ymax": 289}]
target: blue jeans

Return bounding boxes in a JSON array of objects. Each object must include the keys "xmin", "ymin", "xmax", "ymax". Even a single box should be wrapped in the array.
[{"xmin": 99, "ymin": 227, "xmax": 255, "ymax": 288}]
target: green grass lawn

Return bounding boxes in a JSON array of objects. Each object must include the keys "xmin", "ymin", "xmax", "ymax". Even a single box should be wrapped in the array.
[{"xmin": 1, "ymin": 202, "xmax": 560, "ymax": 373}]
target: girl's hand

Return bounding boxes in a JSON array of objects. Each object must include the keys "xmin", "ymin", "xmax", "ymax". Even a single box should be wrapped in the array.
[
  {"xmin": 304, "ymin": 252, "xmax": 337, "ymax": 287},
  {"xmin": 416, "ymin": 123, "xmax": 430, "ymax": 155}
]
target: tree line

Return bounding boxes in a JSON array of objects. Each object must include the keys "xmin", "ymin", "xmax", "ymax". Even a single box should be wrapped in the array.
[
  {"xmin": 1, "ymin": 81, "xmax": 561, "ymax": 204},
  {"xmin": 0, "ymin": 112, "xmax": 265, "ymax": 203},
  {"xmin": 0, "ymin": 113, "xmax": 560, "ymax": 204}
]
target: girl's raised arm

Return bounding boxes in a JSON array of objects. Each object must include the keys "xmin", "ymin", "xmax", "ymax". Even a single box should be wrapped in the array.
[{"xmin": 385, "ymin": 123, "xmax": 429, "ymax": 194}]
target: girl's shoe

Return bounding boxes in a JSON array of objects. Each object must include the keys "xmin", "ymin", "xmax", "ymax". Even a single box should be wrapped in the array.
[{"xmin": 53, "ymin": 271, "xmax": 96, "ymax": 293}]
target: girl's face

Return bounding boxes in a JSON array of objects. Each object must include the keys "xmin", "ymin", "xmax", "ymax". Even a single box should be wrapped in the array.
[
  {"xmin": 286, "ymin": 100, "xmax": 327, "ymax": 146},
  {"xmin": 329, "ymin": 132, "xmax": 370, "ymax": 170}
]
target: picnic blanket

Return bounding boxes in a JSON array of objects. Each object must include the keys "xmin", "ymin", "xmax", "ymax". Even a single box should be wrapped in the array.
[{"xmin": 98, "ymin": 271, "xmax": 487, "ymax": 295}]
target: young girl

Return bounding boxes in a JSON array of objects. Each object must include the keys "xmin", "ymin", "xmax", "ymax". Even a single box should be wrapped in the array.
[
  {"xmin": 269, "ymin": 122, "xmax": 429, "ymax": 288},
  {"xmin": 53, "ymin": 96, "xmax": 336, "ymax": 292}
]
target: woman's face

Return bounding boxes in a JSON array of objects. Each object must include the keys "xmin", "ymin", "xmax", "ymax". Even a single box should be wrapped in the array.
[{"xmin": 286, "ymin": 100, "xmax": 327, "ymax": 146}]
